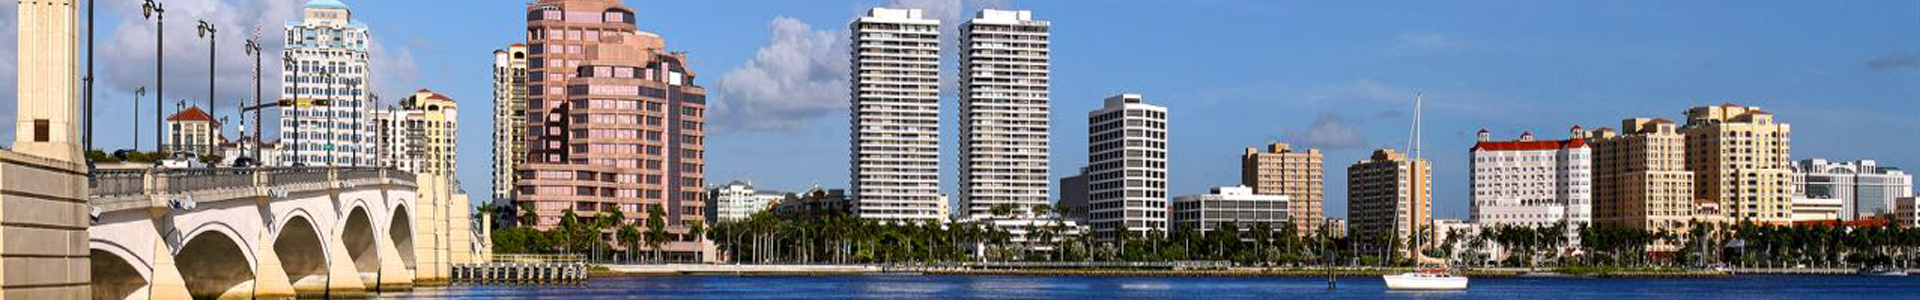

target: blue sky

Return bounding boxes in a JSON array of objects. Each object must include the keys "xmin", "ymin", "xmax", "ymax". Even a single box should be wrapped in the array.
[{"xmin": 4, "ymin": 0, "xmax": 1916, "ymax": 219}]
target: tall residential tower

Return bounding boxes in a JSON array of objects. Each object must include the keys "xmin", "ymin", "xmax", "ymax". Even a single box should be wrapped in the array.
[
  {"xmin": 493, "ymin": 45, "xmax": 530, "ymax": 210},
  {"xmin": 279, "ymin": 0, "xmax": 374, "ymax": 167},
  {"xmin": 1681, "ymin": 104, "xmax": 1794, "ymax": 224},
  {"xmin": 1347, "ymin": 149, "xmax": 1432, "ymax": 256},
  {"xmin": 1469, "ymin": 129, "xmax": 1593, "ymax": 228},
  {"xmin": 1588, "ymin": 118, "xmax": 1700, "ymax": 242},
  {"xmin": 959, "ymin": 9, "xmax": 1051, "ymax": 222},
  {"xmin": 1241, "ymin": 142, "xmax": 1324, "ymax": 234},
  {"xmin": 850, "ymin": 8, "xmax": 944, "ymax": 222}
]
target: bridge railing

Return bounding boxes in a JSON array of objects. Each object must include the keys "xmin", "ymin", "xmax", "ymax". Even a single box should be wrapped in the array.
[
  {"xmin": 91, "ymin": 169, "xmax": 149, "ymax": 197},
  {"xmin": 163, "ymin": 168, "xmax": 258, "ymax": 194},
  {"xmin": 88, "ymin": 167, "xmax": 416, "ymax": 202}
]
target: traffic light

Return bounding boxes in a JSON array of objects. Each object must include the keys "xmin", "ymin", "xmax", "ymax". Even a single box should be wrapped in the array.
[{"xmin": 314, "ymin": 99, "xmax": 332, "ymax": 106}]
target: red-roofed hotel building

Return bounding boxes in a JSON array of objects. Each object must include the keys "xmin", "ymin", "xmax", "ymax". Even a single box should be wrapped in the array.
[
  {"xmin": 1469, "ymin": 128, "xmax": 1593, "ymax": 228},
  {"xmin": 513, "ymin": 0, "xmax": 710, "ymax": 261}
]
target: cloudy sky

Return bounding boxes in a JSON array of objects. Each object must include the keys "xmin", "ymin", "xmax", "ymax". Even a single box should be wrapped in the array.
[{"xmin": 3, "ymin": 0, "xmax": 1916, "ymax": 219}]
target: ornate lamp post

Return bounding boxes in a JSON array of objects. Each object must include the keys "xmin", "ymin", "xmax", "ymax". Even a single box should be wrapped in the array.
[
  {"xmin": 142, "ymin": 0, "xmax": 164, "ymax": 152},
  {"xmin": 196, "ymin": 20, "xmax": 216, "ymax": 155}
]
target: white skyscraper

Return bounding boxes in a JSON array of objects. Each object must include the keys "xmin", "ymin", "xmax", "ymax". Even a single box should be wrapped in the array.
[
  {"xmin": 1469, "ymin": 129, "xmax": 1594, "ymax": 228},
  {"xmin": 280, "ymin": 0, "xmax": 374, "ymax": 167},
  {"xmin": 1086, "ymin": 93, "xmax": 1168, "ymax": 241},
  {"xmin": 850, "ymin": 8, "xmax": 944, "ymax": 223},
  {"xmin": 960, "ymin": 10, "xmax": 1051, "ymax": 221},
  {"xmin": 492, "ymin": 45, "xmax": 529, "ymax": 207}
]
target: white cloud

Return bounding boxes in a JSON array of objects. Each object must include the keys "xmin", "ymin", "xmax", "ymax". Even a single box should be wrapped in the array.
[
  {"xmin": 709, "ymin": 17, "xmax": 850, "ymax": 132},
  {"xmin": 1285, "ymin": 113, "xmax": 1367, "ymax": 150},
  {"xmin": 710, "ymin": 0, "xmax": 1013, "ymax": 132}
]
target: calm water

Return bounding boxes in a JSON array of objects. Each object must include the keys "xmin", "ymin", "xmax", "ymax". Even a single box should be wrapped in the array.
[{"xmin": 378, "ymin": 275, "xmax": 1917, "ymax": 299}]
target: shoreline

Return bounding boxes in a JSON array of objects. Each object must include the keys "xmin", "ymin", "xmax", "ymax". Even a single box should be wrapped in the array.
[{"xmin": 590, "ymin": 264, "xmax": 1899, "ymax": 278}]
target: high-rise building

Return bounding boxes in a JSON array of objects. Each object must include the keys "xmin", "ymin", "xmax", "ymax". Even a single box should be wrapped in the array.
[
  {"xmin": 493, "ymin": 45, "xmax": 530, "ymax": 210},
  {"xmin": 401, "ymin": 89, "xmax": 458, "ymax": 177},
  {"xmin": 1347, "ymin": 149, "xmax": 1432, "ymax": 255},
  {"xmin": 165, "ymin": 106, "xmax": 223, "ymax": 155},
  {"xmin": 515, "ymin": 0, "xmax": 709, "ymax": 261},
  {"xmin": 1241, "ymin": 142, "xmax": 1324, "ymax": 235},
  {"xmin": 1791, "ymin": 159, "xmax": 1913, "ymax": 220},
  {"xmin": 1085, "ymin": 93, "xmax": 1169, "ymax": 241},
  {"xmin": 849, "ymin": 8, "xmax": 943, "ymax": 223},
  {"xmin": 706, "ymin": 181, "xmax": 785, "ymax": 222},
  {"xmin": 1682, "ymin": 104, "xmax": 1794, "ymax": 224},
  {"xmin": 1469, "ymin": 129, "xmax": 1592, "ymax": 228},
  {"xmin": 280, "ymin": 0, "xmax": 374, "ymax": 167},
  {"xmin": 1588, "ymin": 118, "xmax": 1701, "ymax": 239},
  {"xmin": 1171, "ymin": 186, "xmax": 1289, "ymax": 235},
  {"xmin": 370, "ymin": 90, "xmax": 456, "ymax": 177},
  {"xmin": 959, "ymin": 9, "xmax": 1051, "ymax": 222}
]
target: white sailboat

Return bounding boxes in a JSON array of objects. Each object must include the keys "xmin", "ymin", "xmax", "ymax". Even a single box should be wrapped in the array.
[{"xmin": 1382, "ymin": 92, "xmax": 1469, "ymax": 291}]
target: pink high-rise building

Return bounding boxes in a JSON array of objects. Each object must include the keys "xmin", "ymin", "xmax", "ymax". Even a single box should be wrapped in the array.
[{"xmin": 514, "ymin": 0, "xmax": 709, "ymax": 261}]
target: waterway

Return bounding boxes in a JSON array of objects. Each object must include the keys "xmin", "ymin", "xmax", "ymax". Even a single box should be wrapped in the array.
[{"xmin": 379, "ymin": 275, "xmax": 1915, "ymax": 299}]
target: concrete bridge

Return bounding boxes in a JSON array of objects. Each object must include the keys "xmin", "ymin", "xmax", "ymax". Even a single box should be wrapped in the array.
[{"xmin": 86, "ymin": 167, "xmax": 481, "ymax": 300}]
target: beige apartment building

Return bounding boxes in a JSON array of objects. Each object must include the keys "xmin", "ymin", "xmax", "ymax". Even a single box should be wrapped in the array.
[
  {"xmin": 1587, "ymin": 118, "xmax": 1700, "ymax": 240},
  {"xmin": 1241, "ymin": 142, "xmax": 1324, "ymax": 235},
  {"xmin": 1346, "ymin": 149, "xmax": 1432, "ymax": 257},
  {"xmin": 1682, "ymin": 104, "xmax": 1794, "ymax": 224}
]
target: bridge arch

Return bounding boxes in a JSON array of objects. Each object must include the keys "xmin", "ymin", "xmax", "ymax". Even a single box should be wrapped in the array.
[
  {"xmin": 341, "ymin": 204, "xmax": 381, "ymax": 287},
  {"xmin": 390, "ymin": 205, "xmax": 416, "ymax": 270},
  {"xmin": 175, "ymin": 228, "xmax": 256, "ymax": 300},
  {"xmin": 89, "ymin": 246, "xmax": 146, "ymax": 300},
  {"xmin": 275, "ymin": 213, "xmax": 330, "ymax": 295}
]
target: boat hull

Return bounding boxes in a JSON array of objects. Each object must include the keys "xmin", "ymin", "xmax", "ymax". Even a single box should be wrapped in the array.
[{"xmin": 1383, "ymin": 275, "xmax": 1469, "ymax": 290}]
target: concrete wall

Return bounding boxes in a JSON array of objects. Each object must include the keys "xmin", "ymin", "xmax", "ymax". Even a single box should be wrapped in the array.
[{"xmin": 0, "ymin": 151, "xmax": 89, "ymax": 300}]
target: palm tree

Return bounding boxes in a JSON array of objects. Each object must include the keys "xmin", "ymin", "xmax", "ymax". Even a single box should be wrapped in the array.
[{"xmin": 645, "ymin": 205, "xmax": 668, "ymax": 263}]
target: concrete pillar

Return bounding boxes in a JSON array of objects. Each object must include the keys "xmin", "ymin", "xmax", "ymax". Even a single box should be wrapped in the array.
[
  {"xmin": 319, "ymin": 233, "xmax": 367, "ymax": 299},
  {"xmin": 373, "ymin": 232, "xmax": 414, "ymax": 292}
]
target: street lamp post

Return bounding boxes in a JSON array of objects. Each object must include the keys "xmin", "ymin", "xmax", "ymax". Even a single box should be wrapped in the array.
[
  {"xmin": 197, "ymin": 20, "xmax": 216, "ymax": 156},
  {"xmin": 244, "ymin": 35, "xmax": 262, "ymax": 164},
  {"xmin": 142, "ymin": 0, "xmax": 164, "ymax": 152},
  {"xmin": 320, "ymin": 70, "xmax": 334, "ymax": 167},
  {"xmin": 283, "ymin": 53, "xmax": 299, "ymax": 166},
  {"xmin": 346, "ymin": 80, "xmax": 359, "ymax": 167}
]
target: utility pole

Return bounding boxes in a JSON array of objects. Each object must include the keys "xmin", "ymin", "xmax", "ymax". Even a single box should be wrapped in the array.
[
  {"xmin": 134, "ymin": 87, "xmax": 145, "ymax": 151},
  {"xmin": 321, "ymin": 71, "xmax": 335, "ymax": 167},
  {"xmin": 83, "ymin": 0, "xmax": 95, "ymax": 155},
  {"xmin": 245, "ymin": 34, "xmax": 262, "ymax": 164}
]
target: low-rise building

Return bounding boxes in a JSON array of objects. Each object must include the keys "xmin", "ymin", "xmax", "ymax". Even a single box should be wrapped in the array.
[
  {"xmin": 165, "ymin": 106, "xmax": 222, "ymax": 155},
  {"xmin": 1896, "ymin": 197, "xmax": 1917, "ymax": 227},
  {"xmin": 1171, "ymin": 185, "xmax": 1289, "ymax": 234},
  {"xmin": 707, "ymin": 181, "xmax": 786, "ymax": 222},
  {"xmin": 1791, "ymin": 197, "xmax": 1845, "ymax": 222},
  {"xmin": 1792, "ymin": 159, "xmax": 1913, "ymax": 220},
  {"xmin": 1325, "ymin": 218, "xmax": 1347, "ymax": 238},
  {"xmin": 774, "ymin": 187, "xmax": 852, "ymax": 220}
]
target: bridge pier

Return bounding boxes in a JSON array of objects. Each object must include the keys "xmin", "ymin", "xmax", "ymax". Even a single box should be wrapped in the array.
[
  {"xmin": 248, "ymin": 238, "xmax": 296, "ymax": 300},
  {"xmin": 143, "ymin": 209, "xmax": 193, "ymax": 300},
  {"xmin": 320, "ymin": 233, "xmax": 369, "ymax": 299},
  {"xmin": 374, "ymin": 232, "xmax": 415, "ymax": 292}
]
